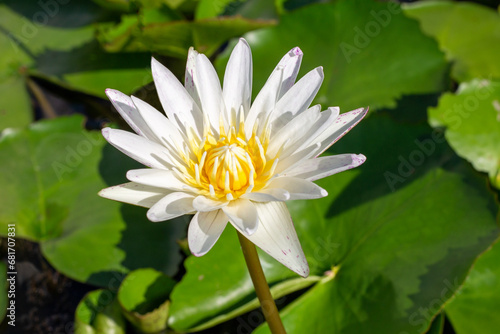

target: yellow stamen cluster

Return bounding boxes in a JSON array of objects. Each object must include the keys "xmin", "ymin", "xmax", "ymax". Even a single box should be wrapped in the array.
[{"xmin": 183, "ymin": 115, "xmax": 277, "ymax": 200}]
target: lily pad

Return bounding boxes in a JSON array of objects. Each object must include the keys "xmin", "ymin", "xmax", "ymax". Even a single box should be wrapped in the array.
[
  {"xmin": 445, "ymin": 240, "xmax": 500, "ymax": 334},
  {"xmin": 426, "ymin": 313, "xmax": 444, "ymax": 334},
  {"xmin": 428, "ymin": 79, "xmax": 500, "ymax": 188},
  {"xmin": 74, "ymin": 289, "xmax": 126, "ymax": 334},
  {"xmin": 0, "ymin": 2, "xmax": 151, "ymax": 110},
  {"xmin": 403, "ymin": 1, "xmax": 500, "ymax": 82},
  {"xmin": 118, "ymin": 268, "xmax": 176, "ymax": 333},
  {"xmin": 0, "ymin": 115, "xmax": 187, "ymax": 286},
  {"xmin": 168, "ymin": 113, "xmax": 499, "ymax": 333},
  {"xmin": 96, "ymin": 10, "xmax": 276, "ymax": 58},
  {"xmin": 216, "ymin": 0, "xmax": 448, "ymax": 111}
]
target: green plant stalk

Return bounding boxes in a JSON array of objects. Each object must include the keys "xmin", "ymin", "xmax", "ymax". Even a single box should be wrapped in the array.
[{"xmin": 237, "ymin": 231, "xmax": 287, "ymax": 334}]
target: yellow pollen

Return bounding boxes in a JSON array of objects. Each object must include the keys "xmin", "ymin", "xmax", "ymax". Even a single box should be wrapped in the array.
[{"xmin": 183, "ymin": 123, "xmax": 277, "ymax": 200}]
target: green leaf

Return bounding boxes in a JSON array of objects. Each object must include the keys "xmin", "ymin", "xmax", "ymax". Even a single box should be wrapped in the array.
[
  {"xmin": 428, "ymin": 79, "xmax": 500, "ymax": 188},
  {"xmin": 403, "ymin": 1, "xmax": 500, "ymax": 82},
  {"xmin": 75, "ymin": 289, "xmax": 126, "ymax": 334},
  {"xmin": 169, "ymin": 113, "xmax": 499, "ymax": 333},
  {"xmin": 141, "ymin": 16, "xmax": 276, "ymax": 58},
  {"xmin": 95, "ymin": 7, "xmax": 274, "ymax": 59},
  {"xmin": 0, "ymin": 3, "xmax": 152, "ymax": 102},
  {"xmin": 254, "ymin": 117, "xmax": 499, "ymax": 334},
  {"xmin": 426, "ymin": 313, "xmax": 444, "ymax": 334},
  {"xmin": 0, "ymin": 115, "xmax": 187, "ymax": 286},
  {"xmin": 195, "ymin": 0, "xmax": 240, "ymax": 19},
  {"xmin": 216, "ymin": 0, "xmax": 448, "ymax": 112},
  {"xmin": 445, "ymin": 240, "xmax": 500, "ymax": 334},
  {"xmin": 118, "ymin": 268, "xmax": 176, "ymax": 333},
  {"xmin": 91, "ymin": 0, "xmax": 133, "ymax": 12},
  {"xmin": 169, "ymin": 226, "xmax": 320, "ymax": 331}
]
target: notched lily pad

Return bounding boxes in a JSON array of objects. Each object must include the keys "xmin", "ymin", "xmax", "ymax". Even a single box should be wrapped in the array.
[{"xmin": 118, "ymin": 268, "xmax": 176, "ymax": 333}]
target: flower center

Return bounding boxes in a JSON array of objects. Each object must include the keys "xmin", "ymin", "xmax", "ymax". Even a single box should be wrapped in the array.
[
  {"xmin": 183, "ymin": 123, "xmax": 277, "ymax": 201},
  {"xmin": 204, "ymin": 143, "xmax": 253, "ymax": 193}
]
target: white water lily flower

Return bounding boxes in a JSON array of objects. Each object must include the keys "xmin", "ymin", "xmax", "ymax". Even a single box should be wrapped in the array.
[{"xmin": 99, "ymin": 38, "xmax": 367, "ymax": 277}]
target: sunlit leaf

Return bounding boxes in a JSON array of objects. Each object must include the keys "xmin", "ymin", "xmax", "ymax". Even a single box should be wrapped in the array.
[
  {"xmin": 216, "ymin": 0, "xmax": 448, "ymax": 111},
  {"xmin": 74, "ymin": 289, "xmax": 126, "ymax": 334},
  {"xmin": 169, "ymin": 113, "xmax": 499, "ymax": 333},
  {"xmin": 403, "ymin": 1, "xmax": 500, "ymax": 82},
  {"xmin": 0, "ymin": 115, "xmax": 187, "ymax": 286},
  {"xmin": 445, "ymin": 240, "xmax": 500, "ymax": 334},
  {"xmin": 428, "ymin": 79, "xmax": 500, "ymax": 188},
  {"xmin": 118, "ymin": 268, "xmax": 176, "ymax": 333}
]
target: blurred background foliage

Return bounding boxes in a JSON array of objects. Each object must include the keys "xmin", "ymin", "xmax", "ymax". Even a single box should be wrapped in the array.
[{"xmin": 0, "ymin": 0, "xmax": 499, "ymax": 333}]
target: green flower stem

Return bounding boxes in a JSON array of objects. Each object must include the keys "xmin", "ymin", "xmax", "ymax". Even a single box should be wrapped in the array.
[{"xmin": 237, "ymin": 231, "xmax": 287, "ymax": 334}]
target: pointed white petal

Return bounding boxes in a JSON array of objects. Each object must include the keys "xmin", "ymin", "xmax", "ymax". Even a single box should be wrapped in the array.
[
  {"xmin": 126, "ymin": 168, "xmax": 197, "ymax": 193},
  {"xmin": 266, "ymin": 177, "xmax": 327, "ymax": 200},
  {"xmin": 275, "ymin": 143, "xmax": 321, "ymax": 174},
  {"xmin": 105, "ymin": 89, "xmax": 157, "ymax": 141},
  {"xmin": 282, "ymin": 154, "xmax": 366, "ymax": 181},
  {"xmin": 195, "ymin": 53, "xmax": 226, "ymax": 131},
  {"xmin": 147, "ymin": 192, "xmax": 195, "ymax": 222},
  {"xmin": 151, "ymin": 57, "xmax": 203, "ymax": 136},
  {"xmin": 185, "ymin": 47, "xmax": 201, "ymax": 108},
  {"xmin": 223, "ymin": 38, "xmax": 252, "ymax": 117},
  {"xmin": 192, "ymin": 195, "xmax": 228, "ymax": 212},
  {"xmin": 244, "ymin": 66, "xmax": 283, "ymax": 139},
  {"xmin": 271, "ymin": 67, "xmax": 324, "ymax": 133},
  {"xmin": 266, "ymin": 105, "xmax": 321, "ymax": 158},
  {"xmin": 188, "ymin": 210, "xmax": 228, "ymax": 256},
  {"xmin": 245, "ymin": 46, "xmax": 302, "ymax": 138},
  {"xmin": 241, "ymin": 188, "xmax": 290, "ymax": 202},
  {"xmin": 102, "ymin": 128, "xmax": 171, "ymax": 169},
  {"xmin": 281, "ymin": 107, "xmax": 339, "ymax": 157},
  {"xmin": 244, "ymin": 201, "xmax": 309, "ymax": 277},
  {"xmin": 131, "ymin": 96, "xmax": 187, "ymax": 152},
  {"xmin": 276, "ymin": 46, "xmax": 303, "ymax": 99},
  {"xmin": 98, "ymin": 182, "xmax": 167, "ymax": 208},
  {"xmin": 314, "ymin": 107, "xmax": 368, "ymax": 156},
  {"xmin": 222, "ymin": 199, "xmax": 259, "ymax": 236}
]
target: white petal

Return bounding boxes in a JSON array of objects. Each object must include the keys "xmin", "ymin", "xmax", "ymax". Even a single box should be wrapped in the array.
[
  {"xmin": 185, "ymin": 47, "xmax": 201, "ymax": 108},
  {"xmin": 281, "ymin": 107, "xmax": 339, "ymax": 157},
  {"xmin": 222, "ymin": 199, "xmax": 259, "ymax": 236},
  {"xmin": 243, "ymin": 201, "xmax": 309, "ymax": 277},
  {"xmin": 126, "ymin": 168, "xmax": 197, "ymax": 193},
  {"xmin": 223, "ymin": 38, "xmax": 252, "ymax": 117},
  {"xmin": 151, "ymin": 57, "xmax": 203, "ymax": 136},
  {"xmin": 266, "ymin": 105, "xmax": 321, "ymax": 158},
  {"xmin": 244, "ymin": 66, "xmax": 283, "ymax": 139},
  {"xmin": 241, "ymin": 188, "xmax": 290, "ymax": 202},
  {"xmin": 195, "ymin": 53, "xmax": 227, "ymax": 131},
  {"xmin": 188, "ymin": 210, "xmax": 228, "ymax": 256},
  {"xmin": 98, "ymin": 182, "xmax": 167, "ymax": 208},
  {"xmin": 131, "ymin": 96, "xmax": 187, "ymax": 156},
  {"xmin": 147, "ymin": 192, "xmax": 195, "ymax": 222},
  {"xmin": 314, "ymin": 107, "xmax": 368, "ymax": 156},
  {"xmin": 102, "ymin": 128, "xmax": 171, "ymax": 169},
  {"xmin": 245, "ymin": 46, "xmax": 302, "ymax": 139},
  {"xmin": 275, "ymin": 143, "xmax": 321, "ymax": 174},
  {"xmin": 265, "ymin": 177, "xmax": 327, "ymax": 200},
  {"xmin": 271, "ymin": 67, "xmax": 324, "ymax": 133},
  {"xmin": 192, "ymin": 195, "xmax": 228, "ymax": 212},
  {"xmin": 276, "ymin": 46, "xmax": 303, "ymax": 99},
  {"xmin": 105, "ymin": 89, "xmax": 157, "ymax": 142},
  {"xmin": 282, "ymin": 154, "xmax": 367, "ymax": 181}
]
